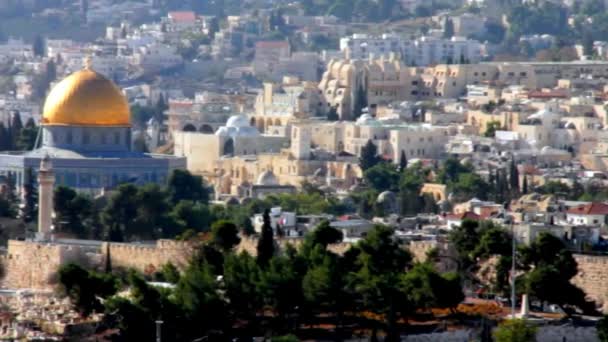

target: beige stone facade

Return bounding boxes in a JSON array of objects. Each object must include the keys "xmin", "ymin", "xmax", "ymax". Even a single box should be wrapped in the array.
[{"xmin": 1, "ymin": 239, "xmax": 194, "ymax": 290}]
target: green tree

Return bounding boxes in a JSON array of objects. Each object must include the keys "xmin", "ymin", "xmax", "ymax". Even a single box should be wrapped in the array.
[
  {"xmin": 359, "ymin": 139, "xmax": 382, "ymax": 171},
  {"xmin": 54, "ymin": 186, "xmax": 94, "ymax": 238},
  {"xmin": 211, "ymin": 220, "xmax": 241, "ymax": 252},
  {"xmin": 598, "ymin": 315, "xmax": 608, "ymax": 342},
  {"xmin": 0, "ymin": 123, "xmax": 9, "ymax": 150},
  {"xmin": 58, "ymin": 263, "xmax": 118, "ymax": 316},
  {"xmin": 353, "ymin": 83, "xmax": 368, "ymax": 119},
  {"xmin": 33, "ymin": 34, "xmax": 45, "ymax": 57},
  {"xmin": 349, "ymin": 225, "xmax": 412, "ymax": 340},
  {"xmin": 510, "ymin": 158, "xmax": 520, "ymax": 193},
  {"xmin": 443, "ymin": 18, "xmax": 454, "ymax": 38},
  {"xmin": 9, "ymin": 111, "xmax": 23, "ymax": 150},
  {"xmin": 310, "ymin": 220, "xmax": 343, "ymax": 247},
  {"xmin": 484, "ymin": 120, "xmax": 501, "ymax": 137},
  {"xmin": 101, "ymin": 184, "xmax": 139, "ymax": 241},
  {"xmin": 257, "ymin": 209, "xmax": 275, "ymax": 266},
  {"xmin": 493, "ymin": 319, "xmax": 537, "ymax": 342},
  {"xmin": 170, "ymin": 200, "xmax": 212, "ymax": 233},
  {"xmin": 167, "ymin": 169, "xmax": 209, "ymax": 205},
  {"xmin": 364, "ymin": 162, "xmax": 400, "ymax": 192},
  {"xmin": 223, "ymin": 252, "xmax": 262, "ymax": 330},
  {"xmin": 398, "ymin": 150, "xmax": 407, "ymax": 172},
  {"xmin": 520, "ymin": 233, "xmax": 596, "ymax": 315},
  {"xmin": 16, "ymin": 118, "xmax": 38, "ymax": 150}
]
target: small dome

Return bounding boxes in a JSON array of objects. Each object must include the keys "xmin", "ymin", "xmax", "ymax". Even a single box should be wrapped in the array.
[
  {"xmin": 226, "ymin": 115, "xmax": 250, "ymax": 128},
  {"xmin": 256, "ymin": 170, "xmax": 278, "ymax": 186},
  {"xmin": 356, "ymin": 113, "xmax": 376, "ymax": 125},
  {"xmin": 377, "ymin": 190, "xmax": 396, "ymax": 203}
]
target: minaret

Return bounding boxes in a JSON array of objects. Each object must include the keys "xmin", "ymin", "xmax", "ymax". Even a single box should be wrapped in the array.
[{"xmin": 37, "ymin": 154, "xmax": 54, "ymax": 241}]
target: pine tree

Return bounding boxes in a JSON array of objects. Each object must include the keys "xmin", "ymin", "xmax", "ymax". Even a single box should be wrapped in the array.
[
  {"xmin": 256, "ymin": 209, "xmax": 274, "ymax": 267},
  {"xmin": 398, "ymin": 150, "xmax": 407, "ymax": 172},
  {"xmin": 509, "ymin": 158, "xmax": 519, "ymax": 193},
  {"xmin": 359, "ymin": 140, "xmax": 382, "ymax": 171}
]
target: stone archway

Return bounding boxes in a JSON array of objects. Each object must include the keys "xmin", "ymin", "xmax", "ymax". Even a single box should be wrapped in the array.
[
  {"xmin": 199, "ymin": 124, "xmax": 214, "ymax": 133},
  {"xmin": 183, "ymin": 124, "xmax": 196, "ymax": 132},
  {"xmin": 223, "ymin": 138, "xmax": 235, "ymax": 156}
]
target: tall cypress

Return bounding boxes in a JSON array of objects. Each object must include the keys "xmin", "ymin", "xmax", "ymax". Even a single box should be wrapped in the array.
[
  {"xmin": 256, "ymin": 209, "xmax": 274, "ymax": 267},
  {"xmin": 522, "ymin": 175, "xmax": 529, "ymax": 195},
  {"xmin": 398, "ymin": 150, "xmax": 407, "ymax": 172},
  {"xmin": 9, "ymin": 111, "xmax": 23, "ymax": 150},
  {"xmin": 509, "ymin": 158, "xmax": 519, "ymax": 193},
  {"xmin": 0, "ymin": 122, "xmax": 9, "ymax": 150}
]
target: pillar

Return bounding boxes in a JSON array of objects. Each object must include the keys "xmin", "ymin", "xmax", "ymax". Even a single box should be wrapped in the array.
[{"xmin": 37, "ymin": 155, "xmax": 54, "ymax": 241}]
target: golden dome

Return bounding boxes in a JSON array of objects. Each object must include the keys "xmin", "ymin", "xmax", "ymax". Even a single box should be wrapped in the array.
[{"xmin": 42, "ymin": 68, "xmax": 130, "ymax": 127}]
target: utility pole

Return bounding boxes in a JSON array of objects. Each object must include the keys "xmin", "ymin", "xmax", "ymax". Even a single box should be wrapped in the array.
[
  {"xmin": 155, "ymin": 320, "xmax": 163, "ymax": 342},
  {"xmin": 511, "ymin": 221, "xmax": 516, "ymax": 319}
]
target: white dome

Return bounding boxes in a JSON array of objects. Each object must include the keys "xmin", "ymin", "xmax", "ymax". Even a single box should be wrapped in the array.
[
  {"xmin": 226, "ymin": 115, "xmax": 250, "ymax": 128},
  {"xmin": 356, "ymin": 114, "xmax": 376, "ymax": 125},
  {"xmin": 256, "ymin": 170, "xmax": 278, "ymax": 186}
]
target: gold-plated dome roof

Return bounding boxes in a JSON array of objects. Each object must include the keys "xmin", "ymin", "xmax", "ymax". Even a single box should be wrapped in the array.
[{"xmin": 42, "ymin": 68, "xmax": 131, "ymax": 127}]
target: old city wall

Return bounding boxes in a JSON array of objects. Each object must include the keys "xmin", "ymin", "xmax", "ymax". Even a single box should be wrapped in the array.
[
  {"xmin": 572, "ymin": 254, "xmax": 608, "ymax": 313},
  {"xmin": 101, "ymin": 239, "xmax": 195, "ymax": 275},
  {"xmin": 0, "ymin": 240, "xmax": 91, "ymax": 289}
]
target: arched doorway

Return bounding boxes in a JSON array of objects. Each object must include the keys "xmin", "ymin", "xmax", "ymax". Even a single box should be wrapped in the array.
[
  {"xmin": 199, "ymin": 124, "xmax": 214, "ymax": 133},
  {"xmin": 223, "ymin": 138, "xmax": 235, "ymax": 156},
  {"xmin": 183, "ymin": 124, "xmax": 196, "ymax": 132},
  {"xmin": 250, "ymin": 117, "xmax": 256, "ymax": 127}
]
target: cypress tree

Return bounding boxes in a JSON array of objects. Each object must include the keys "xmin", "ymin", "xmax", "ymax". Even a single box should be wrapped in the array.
[
  {"xmin": 359, "ymin": 139, "xmax": 382, "ymax": 171},
  {"xmin": 32, "ymin": 35, "xmax": 45, "ymax": 57},
  {"xmin": 443, "ymin": 18, "xmax": 454, "ymax": 38},
  {"xmin": 398, "ymin": 150, "xmax": 407, "ymax": 172},
  {"xmin": 0, "ymin": 122, "xmax": 9, "ymax": 150},
  {"xmin": 509, "ymin": 158, "xmax": 519, "ymax": 193},
  {"xmin": 9, "ymin": 111, "xmax": 23, "ymax": 150},
  {"xmin": 256, "ymin": 209, "xmax": 274, "ymax": 267},
  {"xmin": 522, "ymin": 175, "xmax": 528, "ymax": 195},
  {"xmin": 105, "ymin": 243, "xmax": 112, "ymax": 273}
]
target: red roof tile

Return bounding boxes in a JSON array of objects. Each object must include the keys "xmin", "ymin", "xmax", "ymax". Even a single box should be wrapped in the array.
[
  {"xmin": 168, "ymin": 11, "xmax": 196, "ymax": 23},
  {"xmin": 567, "ymin": 203, "xmax": 608, "ymax": 215},
  {"xmin": 446, "ymin": 211, "xmax": 481, "ymax": 220}
]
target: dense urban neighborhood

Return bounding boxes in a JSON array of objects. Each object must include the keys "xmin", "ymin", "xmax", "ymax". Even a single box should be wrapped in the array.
[{"xmin": 3, "ymin": 0, "xmax": 608, "ymax": 341}]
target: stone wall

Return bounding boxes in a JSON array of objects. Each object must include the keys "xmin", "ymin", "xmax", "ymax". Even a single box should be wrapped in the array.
[
  {"xmin": 0, "ymin": 239, "xmax": 195, "ymax": 289},
  {"xmin": 409, "ymin": 240, "xmax": 458, "ymax": 273},
  {"xmin": 102, "ymin": 239, "xmax": 195, "ymax": 275},
  {"xmin": 572, "ymin": 254, "xmax": 608, "ymax": 312},
  {"xmin": 0, "ymin": 240, "xmax": 93, "ymax": 289}
]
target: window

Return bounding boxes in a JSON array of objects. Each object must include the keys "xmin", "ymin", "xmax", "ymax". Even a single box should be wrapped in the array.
[
  {"xmin": 83, "ymin": 131, "xmax": 90, "ymax": 144},
  {"xmin": 114, "ymin": 132, "xmax": 120, "ymax": 144}
]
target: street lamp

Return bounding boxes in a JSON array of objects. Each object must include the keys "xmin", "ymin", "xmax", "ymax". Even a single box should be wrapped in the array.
[{"xmin": 155, "ymin": 320, "xmax": 163, "ymax": 342}]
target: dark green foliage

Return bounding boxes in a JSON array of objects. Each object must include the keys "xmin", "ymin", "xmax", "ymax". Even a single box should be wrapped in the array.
[
  {"xmin": 33, "ymin": 34, "xmax": 45, "ymax": 57},
  {"xmin": 398, "ymin": 150, "xmax": 407, "ymax": 172},
  {"xmin": 16, "ymin": 118, "xmax": 38, "ymax": 150},
  {"xmin": 211, "ymin": 220, "xmax": 241, "ymax": 251},
  {"xmin": 364, "ymin": 162, "xmax": 399, "ymax": 192},
  {"xmin": 310, "ymin": 220, "xmax": 343, "ymax": 247},
  {"xmin": 257, "ymin": 209, "xmax": 275, "ymax": 266},
  {"xmin": 353, "ymin": 83, "xmax": 368, "ymax": 119},
  {"xmin": 519, "ymin": 233, "xmax": 597, "ymax": 315},
  {"xmin": 598, "ymin": 315, "xmax": 608, "ymax": 342},
  {"xmin": 359, "ymin": 139, "xmax": 382, "ymax": 171},
  {"xmin": 507, "ymin": 3, "xmax": 569, "ymax": 38},
  {"xmin": 493, "ymin": 319, "xmax": 537, "ymax": 342},
  {"xmin": 167, "ymin": 169, "xmax": 209, "ymax": 205},
  {"xmin": 0, "ymin": 123, "xmax": 10, "ymax": 150},
  {"xmin": 54, "ymin": 186, "xmax": 95, "ymax": 238},
  {"xmin": 58, "ymin": 263, "xmax": 118, "ymax": 316},
  {"xmin": 443, "ymin": 18, "xmax": 454, "ymax": 38}
]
